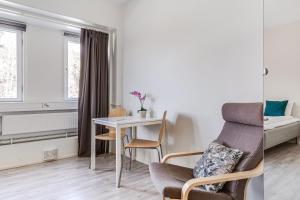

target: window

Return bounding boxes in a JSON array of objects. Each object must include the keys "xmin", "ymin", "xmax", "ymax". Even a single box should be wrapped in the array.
[
  {"xmin": 65, "ymin": 37, "xmax": 80, "ymax": 100},
  {"xmin": 0, "ymin": 27, "xmax": 23, "ymax": 101}
]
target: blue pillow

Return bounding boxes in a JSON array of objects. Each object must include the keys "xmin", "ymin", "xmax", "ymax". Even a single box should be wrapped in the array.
[{"xmin": 264, "ymin": 100, "xmax": 288, "ymax": 116}]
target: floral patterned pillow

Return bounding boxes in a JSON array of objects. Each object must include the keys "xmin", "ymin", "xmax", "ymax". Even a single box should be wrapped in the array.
[{"xmin": 193, "ymin": 142, "xmax": 243, "ymax": 192}]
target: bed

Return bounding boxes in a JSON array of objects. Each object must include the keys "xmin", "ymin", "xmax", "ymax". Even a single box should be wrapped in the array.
[{"xmin": 264, "ymin": 116, "xmax": 300, "ymax": 149}]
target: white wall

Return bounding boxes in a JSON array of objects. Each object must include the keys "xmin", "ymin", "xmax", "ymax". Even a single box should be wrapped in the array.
[
  {"xmin": 264, "ymin": 21, "xmax": 300, "ymax": 117},
  {"xmin": 122, "ymin": 0, "xmax": 263, "ymax": 199},
  {"xmin": 0, "ymin": 137, "xmax": 78, "ymax": 170},
  {"xmin": 264, "ymin": 0, "xmax": 300, "ymax": 28},
  {"xmin": 123, "ymin": 0, "xmax": 263, "ymax": 163}
]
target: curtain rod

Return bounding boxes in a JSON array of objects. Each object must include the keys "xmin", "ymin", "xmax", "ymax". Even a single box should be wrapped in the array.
[{"xmin": 0, "ymin": 0, "xmax": 116, "ymax": 34}]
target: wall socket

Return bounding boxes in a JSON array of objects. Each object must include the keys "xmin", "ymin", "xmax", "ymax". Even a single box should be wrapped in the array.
[{"xmin": 43, "ymin": 148, "xmax": 58, "ymax": 161}]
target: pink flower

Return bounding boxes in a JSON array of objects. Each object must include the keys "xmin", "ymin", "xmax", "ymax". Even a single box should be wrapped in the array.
[
  {"xmin": 130, "ymin": 90, "xmax": 147, "ymax": 111},
  {"xmin": 130, "ymin": 91, "xmax": 141, "ymax": 98},
  {"xmin": 140, "ymin": 94, "xmax": 146, "ymax": 101}
]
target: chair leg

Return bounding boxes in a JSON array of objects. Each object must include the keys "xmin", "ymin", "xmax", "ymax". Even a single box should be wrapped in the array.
[
  {"xmin": 104, "ymin": 140, "xmax": 108, "ymax": 158},
  {"xmin": 121, "ymin": 139, "xmax": 125, "ymax": 169},
  {"xmin": 129, "ymin": 148, "xmax": 133, "ymax": 170},
  {"xmin": 156, "ymin": 148, "xmax": 161, "ymax": 163},
  {"xmin": 125, "ymin": 135, "xmax": 130, "ymax": 144},
  {"xmin": 129, "ymin": 148, "xmax": 132, "ymax": 160},
  {"xmin": 122, "ymin": 135, "xmax": 130, "ymax": 170},
  {"xmin": 159, "ymin": 144, "xmax": 163, "ymax": 160},
  {"xmin": 124, "ymin": 149, "xmax": 133, "ymax": 170},
  {"xmin": 124, "ymin": 147, "xmax": 128, "ymax": 170},
  {"xmin": 126, "ymin": 147, "xmax": 132, "ymax": 171}
]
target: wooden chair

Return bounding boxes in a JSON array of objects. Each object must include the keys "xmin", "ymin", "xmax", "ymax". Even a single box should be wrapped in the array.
[
  {"xmin": 95, "ymin": 107, "xmax": 128, "ymax": 156},
  {"xmin": 125, "ymin": 111, "xmax": 167, "ymax": 169}
]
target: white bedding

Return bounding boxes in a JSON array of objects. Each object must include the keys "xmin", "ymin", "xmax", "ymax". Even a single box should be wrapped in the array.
[{"xmin": 264, "ymin": 116, "xmax": 300, "ymax": 130}]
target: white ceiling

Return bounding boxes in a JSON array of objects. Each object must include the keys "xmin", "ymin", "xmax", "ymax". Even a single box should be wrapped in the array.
[{"xmin": 265, "ymin": 0, "xmax": 300, "ymax": 28}]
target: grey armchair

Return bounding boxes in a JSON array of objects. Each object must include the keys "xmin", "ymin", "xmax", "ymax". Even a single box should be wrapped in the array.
[{"xmin": 149, "ymin": 103, "xmax": 264, "ymax": 200}]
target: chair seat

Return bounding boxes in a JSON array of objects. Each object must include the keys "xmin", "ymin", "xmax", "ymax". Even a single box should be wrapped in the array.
[
  {"xmin": 95, "ymin": 132, "xmax": 126, "ymax": 141},
  {"xmin": 125, "ymin": 139, "xmax": 160, "ymax": 148},
  {"xmin": 149, "ymin": 162, "xmax": 233, "ymax": 200}
]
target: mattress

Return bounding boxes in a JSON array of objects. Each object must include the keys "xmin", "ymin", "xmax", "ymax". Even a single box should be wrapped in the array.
[{"xmin": 264, "ymin": 116, "xmax": 300, "ymax": 130}]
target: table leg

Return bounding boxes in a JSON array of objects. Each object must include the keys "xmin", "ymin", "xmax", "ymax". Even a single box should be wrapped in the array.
[
  {"xmin": 116, "ymin": 125, "xmax": 122, "ymax": 187},
  {"xmin": 90, "ymin": 120, "xmax": 96, "ymax": 170}
]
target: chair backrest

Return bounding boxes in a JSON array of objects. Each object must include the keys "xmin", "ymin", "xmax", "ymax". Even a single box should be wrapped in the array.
[
  {"xmin": 106, "ymin": 107, "xmax": 127, "ymax": 133},
  {"xmin": 215, "ymin": 103, "xmax": 263, "ymax": 200},
  {"xmin": 158, "ymin": 111, "xmax": 167, "ymax": 144},
  {"xmin": 108, "ymin": 107, "xmax": 127, "ymax": 118}
]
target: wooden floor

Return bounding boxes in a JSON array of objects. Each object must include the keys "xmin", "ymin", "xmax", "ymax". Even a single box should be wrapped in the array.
[
  {"xmin": 0, "ymin": 155, "xmax": 160, "ymax": 200},
  {"xmin": 8, "ymin": 145, "xmax": 299, "ymax": 200},
  {"xmin": 265, "ymin": 143, "xmax": 300, "ymax": 200}
]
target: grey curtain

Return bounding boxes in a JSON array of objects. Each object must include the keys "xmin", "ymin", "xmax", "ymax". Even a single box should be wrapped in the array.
[{"xmin": 78, "ymin": 29, "xmax": 109, "ymax": 156}]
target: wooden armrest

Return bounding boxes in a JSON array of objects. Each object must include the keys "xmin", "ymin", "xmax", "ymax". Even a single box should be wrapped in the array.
[
  {"xmin": 181, "ymin": 161, "xmax": 263, "ymax": 200},
  {"xmin": 162, "ymin": 151, "xmax": 203, "ymax": 163}
]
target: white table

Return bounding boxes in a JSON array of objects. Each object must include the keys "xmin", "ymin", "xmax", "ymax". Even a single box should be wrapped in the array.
[{"xmin": 90, "ymin": 116, "xmax": 162, "ymax": 187}]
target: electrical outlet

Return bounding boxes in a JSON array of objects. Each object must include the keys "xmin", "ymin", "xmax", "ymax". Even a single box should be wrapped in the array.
[{"xmin": 44, "ymin": 148, "xmax": 58, "ymax": 161}]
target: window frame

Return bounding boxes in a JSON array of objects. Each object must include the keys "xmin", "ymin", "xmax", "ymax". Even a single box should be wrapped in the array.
[
  {"xmin": 0, "ymin": 26, "xmax": 24, "ymax": 102},
  {"xmin": 64, "ymin": 36, "xmax": 80, "ymax": 101}
]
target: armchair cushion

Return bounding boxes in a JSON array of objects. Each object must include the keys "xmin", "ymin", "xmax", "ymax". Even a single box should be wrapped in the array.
[
  {"xmin": 222, "ymin": 103, "xmax": 263, "ymax": 127},
  {"xmin": 149, "ymin": 162, "xmax": 233, "ymax": 200},
  {"xmin": 193, "ymin": 142, "xmax": 243, "ymax": 192}
]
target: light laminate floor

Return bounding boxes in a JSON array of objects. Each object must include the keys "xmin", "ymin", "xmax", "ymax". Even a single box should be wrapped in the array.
[
  {"xmin": 265, "ymin": 143, "xmax": 300, "ymax": 200},
  {"xmin": 0, "ymin": 155, "xmax": 160, "ymax": 200}
]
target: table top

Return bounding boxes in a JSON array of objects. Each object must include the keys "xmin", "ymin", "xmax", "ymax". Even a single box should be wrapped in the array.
[{"xmin": 93, "ymin": 116, "xmax": 162, "ymax": 127}]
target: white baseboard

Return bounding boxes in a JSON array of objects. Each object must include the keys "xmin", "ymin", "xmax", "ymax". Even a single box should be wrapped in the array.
[{"xmin": 0, "ymin": 137, "xmax": 78, "ymax": 170}]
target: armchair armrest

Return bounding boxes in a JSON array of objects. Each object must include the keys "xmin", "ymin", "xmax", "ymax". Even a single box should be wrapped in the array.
[
  {"xmin": 181, "ymin": 161, "xmax": 263, "ymax": 200},
  {"xmin": 162, "ymin": 151, "xmax": 203, "ymax": 163}
]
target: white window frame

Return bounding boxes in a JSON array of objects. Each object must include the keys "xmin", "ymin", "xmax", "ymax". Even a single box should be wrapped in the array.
[
  {"xmin": 0, "ymin": 26, "xmax": 24, "ymax": 102},
  {"xmin": 64, "ymin": 36, "xmax": 80, "ymax": 101}
]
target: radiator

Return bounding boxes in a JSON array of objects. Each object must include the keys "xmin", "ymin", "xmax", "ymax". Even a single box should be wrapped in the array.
[
  {"xmin": 2, "ymin": 112, "xmax": 78, "ymax": 135},
  {"xmin": 0, "ymin": 131, "xmax": 78, "ymax": 146}
]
